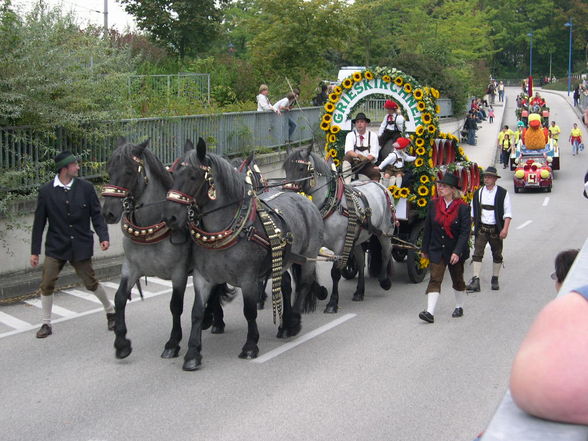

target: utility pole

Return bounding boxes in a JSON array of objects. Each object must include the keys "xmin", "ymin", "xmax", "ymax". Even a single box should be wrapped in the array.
[{"xmin": 103, "ymin": 0, "xmax": 108, "ymax": 36}]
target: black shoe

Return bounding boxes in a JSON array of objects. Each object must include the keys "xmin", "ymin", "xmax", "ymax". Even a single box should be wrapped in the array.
[
  {"xmin": 36, "ymin": 324, "xmax": 52, "ymax": 338},
  {"xmin": 419, "ymin": 311, "xmax": 434, "ymax": 323},
  {"xmin": 466, "ymin": 276, "xmax": 480, "ymax": 292},
  {"xmin": 452, "ymin": 307, "xmax": 464, "ymax": 318},
  {"xmin": 106, "ymin": 313, "xmax": 116, "ymax": 331},
  {"xmin": 491, "ymin": 276, "xmax": 499, "ymax": 290}
]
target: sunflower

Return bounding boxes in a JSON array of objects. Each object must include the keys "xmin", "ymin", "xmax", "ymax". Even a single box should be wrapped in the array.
[
  {"xmin": 428, "ymin": 158, "xmax": 434, "ymax": 168},
  {"xmin": 328, "ymin": 133, "xmax": 337, "ymax": 143},
  {"xmin": 320, "ymin": 121, "xmax": 330, "ymax": 131},
  {"xmin": 419, "ymin": 256, "xmax": 430, "ymax": 269},
  {"xmin": 435, "ymin": 104, "xmax": 441, "ymax": 114},
  {"xmin": 419, "ymin": 175, "xmax": 430, "ymax": 184},
  {"xmin": 333, "ymin": 158, "xmax": 340, "ymax": 167},
  {"xmin": 415, "ymin": 125, "xmax": 425, "ymax": 136},
  {"xmin": 431, "ymin": 185, "xmax": 436, "ymax": 197},
  {"xmin": 399, "ymin": 187, "xmax": 410, "ymax": 198},
  {"xmin": 334, "ymin": 86, "xmax": 342, "ymax": 95},
  {"xmin": 388, "ymin": 184, "xmax": 398, "ymax": 193},
  {"xmin": 330, "ymin": 124, "xmax": 341, "ymax": 134},
  {"xmin": 325, "ymin": 102, "xmax": 335, "ymax": 113},
  {"xmin": 364, "ymin": 71, "xmax": 374, "ymax": 80},
  {"xmin": 342, "ymin": 78, "xmax": 353, "ymax": 89},
  {"xmin": 417, "ymin": 101, "xmax": 426, "ymax": 111},
  {"xmin": 458, "ymin": 147, "xmax": 465, "ymax": 157},
  {"xmin": 413, "ymin": 89, "xmax": 424, "ymax": 100},
  {"xmin": 427, "ymin": 124, "xmax": 436, "ymax": 134},
  {"xmin": 393, "ymin": 188, "xmax": 401, "ymax": 198},
  {"xmin": 417, "ymin": 198, "xmax": 427, "ymax": 208},
  {"xmin": 404, "ymin": 83, "xmax": 413, "ymax": 93},
  {"xmin": 328, "ymin": 148, "xmax": 337, "ymax": 158},
  {"xmin": 417, "ymin": 185, "xmax": 429, "ymax": 196},
  {"xmin": 382, "ymin": 75, "xmax": 391, "ymax": 83},
  {"xmin": 327, "ymin": 94, "xmax": 339, "ymax": 104},
  {"xmin": 394, "ymin": 77, "xmax": 404, "ymax": 86},
  {"xmin": 322, "ymin": 113, "xmax": 333, "ymax": 124},
  {"xmin": 415, "ymin": 138, "xmax": 425, "ymax": 148},
  {"xmin": 416, "ymin": 146, "xmax": 426, "ymax": 156},
  {"xmin": 431, "ymin": 88, "xmax": 440, "ymax": 99},
  {"xmin": 352, "ymin": 72, "xmax": 362, "ymax": 82},
  {"xmin": 422, "ymin": 113, "xmax": 432, "ymax": 124},
  {"xmin": 414, "ymin": 158, "xmax": 425, "ymax": 168}
]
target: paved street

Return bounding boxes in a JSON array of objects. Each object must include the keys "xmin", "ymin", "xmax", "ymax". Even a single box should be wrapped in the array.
[{"xmin": 1, "ymin": 87, "xmax": 587, "ymax": 441}]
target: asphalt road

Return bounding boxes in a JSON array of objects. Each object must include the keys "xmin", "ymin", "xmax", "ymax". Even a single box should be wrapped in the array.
[{"xmin": 2, "ymin": 87, "xmax": 587, "ymax": 441}]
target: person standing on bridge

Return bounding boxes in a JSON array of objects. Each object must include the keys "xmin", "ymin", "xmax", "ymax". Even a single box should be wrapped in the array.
[
  {"xmin": 466, "ymin": 166, "xmax": 512, "ymax": 292},
  {"xmin": 30, "ymin": 151, "xmax": 115, "ymax": 338},
  {"xmin": 256, "ymin": 84, "xmax": 277, "ymax": 113},
  {"xmin": 419, "ymin": 173, "xmax": 471, "ymax": 324},
  {"xmin": 342, "ymin": 112, "xmax": 381, "ymax": 183}
]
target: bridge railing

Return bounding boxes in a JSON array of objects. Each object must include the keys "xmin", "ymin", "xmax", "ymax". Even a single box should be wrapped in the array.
[{"xmin": 481, "ymin": 237, "xmax": 588, "ymax": 441}]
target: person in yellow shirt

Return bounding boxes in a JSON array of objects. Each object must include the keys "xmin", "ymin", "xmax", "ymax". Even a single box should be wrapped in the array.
[
  {"xmin": 497, "ymin": 125, "xmax": 514, "ymax": 145},
  {"xmin": 548, "ymin": 121, "xmax": 561, "ymax": 145},
  {"xmin": 569, "ymin": 123, "xmax": 583, "ymax": 156}
]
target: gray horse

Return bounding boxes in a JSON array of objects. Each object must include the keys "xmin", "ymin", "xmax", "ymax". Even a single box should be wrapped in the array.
[
  {"xmin": 283, "ymin": 146, "xmax": 396, "ymax": 313},
  {"xmin": 163, "ymin": 138, "xmax": 324, "ymax": 370}
]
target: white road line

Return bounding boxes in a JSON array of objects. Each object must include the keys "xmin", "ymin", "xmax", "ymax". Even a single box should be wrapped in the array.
[
  {"xmin": 252, "ymin": 313, "xmax": 357, "ymax": 364},
  {"xmin": 516, "ymin": 220, "xmax": 533, "ymax": 230},
  {"xmin": 24, "ymin": 299, "xmax": 77, "ymax": 317},
  {"xmin": 542, "ymin": 197, "xmax": 550, "ymax": 206},
  {"xmin": 64, "ymin": 289, "xmax": 102, "ymax": 304},
  {"xmin": 0, "ymin": 311, "xmax": 32, "ymax": 330}
]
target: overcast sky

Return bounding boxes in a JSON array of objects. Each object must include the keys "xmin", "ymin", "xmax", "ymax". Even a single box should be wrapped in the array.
[{"xmin": 13, "ymin": 0, "xmax": 137, "ymax": 31}]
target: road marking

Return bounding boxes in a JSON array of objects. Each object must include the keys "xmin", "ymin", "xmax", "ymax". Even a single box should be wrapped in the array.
[
  {"xmin": 252, "ymin": 313, "xmax": 357, "ymax": 363},
  {"xmin": 542, "ymin": 197, "xmax": 550, "ymax": 206},
  {"xmin": 0, "ymin": 311, "xmax": 32, "ymax": 330},
  {"xmin": 25, "ymin": 299, "xmax": 77, "ymax": 317},
  {"xmin": 517, "ymin": 220, "xmax": 533, "ymax": 230},
  {"xmin": 64, "ymin": 289, "xmax": 102, "ymax": 304}
]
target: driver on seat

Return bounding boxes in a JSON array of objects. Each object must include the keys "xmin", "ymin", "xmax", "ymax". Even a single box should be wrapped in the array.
[{"xmin": 342, "ymin": 112, "xmax": 380, "ymax": 184}]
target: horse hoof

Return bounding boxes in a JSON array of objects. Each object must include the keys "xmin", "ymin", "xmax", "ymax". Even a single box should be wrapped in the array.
[
  {"xmin": 379, "ymin": 278, "xmax": 392, "ymax": 291},
  {"xmin": 276, "ymin": 327, "xmax": 286, "ymax": 339},
  {"xmin": 202, "ymin": 315, "xmax": 213, "ymax": 331},
  {"xmin": 161, "ymin": 346, "xmax": 180, "ymax": 359},
  {"xmin": 324, "ymin": 304, "xmax": 338, "ymax": 314},
  {"xmin": 182, "ymin": 358, "xmax": 201, "ymax": 371},
  {"xmin": 238, "ymin": 348, "xmax": 259, "ymax": 359},
  {"xmin": 286, "ymin": 324, "xmax": 301, "ymax": 337},
  {"xmin": 211, "ymin": 325, "xmax": 225, "ymax": 334},
  {"xmin": 115, "ymin": 345, "xmax": 132, "ymax": 359},
  {"xmin": 317, "ymin": 286, "xmax": 328, "ymax": 300},
  {"xmin": 352, "ymin": 293, "xmax": 364, "ymax": 301}
]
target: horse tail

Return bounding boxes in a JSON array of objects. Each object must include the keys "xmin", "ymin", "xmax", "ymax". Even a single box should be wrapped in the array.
[{"xmin": 368, "ymin": 234, "xmax": 383, "ymax": 278}]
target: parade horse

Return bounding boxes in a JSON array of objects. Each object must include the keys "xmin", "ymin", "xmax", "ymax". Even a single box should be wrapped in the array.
[
  {"xmin": 163, "ymin": 139, "xmax": 324, "ymax": 370},
  {"xmin": 283, "ymin": 146, "xmax": 396, "ymax": 313},
  {"xmin": 101, "ymin": 138, "xmax": 228, "ymax": 361}
]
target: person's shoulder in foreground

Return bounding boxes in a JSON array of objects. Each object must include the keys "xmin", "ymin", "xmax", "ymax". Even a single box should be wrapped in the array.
[{"xmin": 510, "ymin": 285, "xmax": 588, "ymax": 424}]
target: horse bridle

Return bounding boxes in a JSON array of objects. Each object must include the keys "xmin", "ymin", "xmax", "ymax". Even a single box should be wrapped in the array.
[
  {"xmin": 102, "ymin": 155, "xmax": 149, "ymax": 211},
  {"xmin": 166, "ymin": 162, "xmax": 217, "ymax": 211}
]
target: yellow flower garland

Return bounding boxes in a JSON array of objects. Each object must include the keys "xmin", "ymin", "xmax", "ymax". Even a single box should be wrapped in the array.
[
  {"xmin": 333, "ymin": 158, "xmax": 340, "ymax": 167},
  {"xmin": 431, "ymin": 88, "xmax": 440, "ymax": 99}
]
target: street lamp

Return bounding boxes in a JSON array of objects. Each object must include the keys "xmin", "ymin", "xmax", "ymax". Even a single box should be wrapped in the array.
[
  {"xmin": 527, "ymin": 32, "xmax": 533, "ymax": 78},
  {"xmin": 564, "ymin": 19, "xmax": 573, "ymax": 96}
]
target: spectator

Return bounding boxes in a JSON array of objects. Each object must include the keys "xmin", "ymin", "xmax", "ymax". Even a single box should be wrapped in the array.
[
  {"xmin": 573, "ymin": 85, "xmax": 580, "ymax": 107},
  {"xmin": 498, "ymin": 81, "xmax": 505, "ymax": 102},
  {"xmin": 464, "ymin": 112, "xmax": 478, "ymax": 145},
  {"xmin": 488, "ymin": 106, "xmax": 495, "ymax": 124},
  {"xmin": 256, "ymin": 84, "xmax": 277, "ymax": 112},
  {"xmin": 274, "ymin": 91, "xmax": 299, "ymax": 142},
  {"xmin": 548, "ymin": 121, "xmax": 560, "ymax": 145},
  {"xmin": 569, "ymin": 122, "xmax": 583, "ymax": 156},
  {"xmin": 499, "ymin": 133, "xmax": 512, "ymax": 169}
]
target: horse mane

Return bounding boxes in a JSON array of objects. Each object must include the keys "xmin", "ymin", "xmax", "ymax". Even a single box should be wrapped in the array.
[
  {"xmin": 185, "ymin": 150, "xmax": 245, "ymax": 200},
  {"xmin": 109, "ymin": 142, "xmax": 173, "ymax": 190}
]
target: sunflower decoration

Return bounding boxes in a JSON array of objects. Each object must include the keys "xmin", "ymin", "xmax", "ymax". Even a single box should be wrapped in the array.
[
  {"xmin": 333, "ymin": 85, "xmax": 342, "ymax": 95},
  {"xmin": 333, "ymin": 158, "xmax": 340, "ymax": 167},
  {"xmin": 394, "ymin": 76, "xmax": 404, "ymax": 86},
  {"xmin": 403, "ymin": 83, "xmax": 413, "ymax": 93},
  {"xmin": 419, "ymin": 175, "xmax": 430, "ymax": 184},
  {"xmin": 419, "ymin": 255, "xmax": 430, "ymax": 269},
  {"xmin": 364, "ymin": 71, "xmax": 374, "ymax": 80},
  {"xmin": 417, "ymin": 198, "xmax": 427, "ymax": 208},
  {"xmin": 417, "ymin": 101, "xmax": 426, "ymax": 112},
  {"xmin": 327, "ymin": 95, "xmax": 338, "ymax": 105},
  {"xmin": 415, "ymin": 125, "xmax": 425, "ymax": 136},
  {"xmin": 413, "ymin": 89, "xmax": 424, "ymax": 100},
  {"xmin": 352, "ymin": 72, "xmax": 362, "ymax": 82},
  {"xmin": 430, "ymin": 88, "xmax": 440, "ymax": 99},
  {"xmin": 322, "ymin": 113, "xmax": 333, "ymax": 124},
  {"xmin": 399, "ymin": 187, "xmax": 410, "ymax": 198},
  {"xmin": 415, "ymin": 146, "xmax": 426, "ymax": 155},
  {"xmin": 342, "ymin": 78, "xmax": 353, "ymax": 89},
  {"xmin": 435, "ymin": 104, "xmax": 441, "ymax": 114},
  {"xmin": 414, "ymin": 157, "xmax": 425, "ymax": 168},
  {"xmin": 330, "ymin": 124, "xmax": 341, "ymax": 134},
  {"xmin": 417, "ymin": 185, "xmax": 430, "ymax": 196},
  {"xmin": 328, "ymin": 148, "xmax": 337, "ymax": 158},
  {"xmin": 328, "ymin": 133, "xmax": 337, "ymax": 143},
  {"xmin": 320, "ymin": 121, "xmax": 330, "ymax": 131},
  {"xmin": 382, "ymin": 75, "xmax": 391, "ymax": 83},
  {"xmin": 422, "ymin": 113, "xmax": 432, "ymax": 124},
  {"xmin": 427, "ymin": 124, "xmax": 437, "ymax": 134}
]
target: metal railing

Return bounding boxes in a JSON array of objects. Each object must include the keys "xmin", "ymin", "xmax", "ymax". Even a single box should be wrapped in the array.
[
  {"xmin": 353, "ymin": 98, "xmax": 453, "ymax": 122},
  {"xmin": 0, "ymin": 107, "xmax": 321, "ymax": 191}
]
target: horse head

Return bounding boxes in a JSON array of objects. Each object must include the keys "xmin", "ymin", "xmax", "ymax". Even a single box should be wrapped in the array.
[
  {"xmin": 283, "ymin": 144, "xmax": 320, "ymax": 194},
  {"xmin": 102, "ymin": 138, "xmax": 150, "ymax": 224}
]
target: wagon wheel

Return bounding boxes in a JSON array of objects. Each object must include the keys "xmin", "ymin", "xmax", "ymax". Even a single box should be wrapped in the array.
[
  {"xmin": 341, "ymin": 253, "xmax": 359, "ymax": 280},
  {"xmin": 407, "ymin": 220, "xmax": 427, "ymax": 283}
]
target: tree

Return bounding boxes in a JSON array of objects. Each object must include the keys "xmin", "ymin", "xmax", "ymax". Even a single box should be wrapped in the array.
[{"xmin": 118, "ymin": 0, "xmax": 228, "ymax": 58}]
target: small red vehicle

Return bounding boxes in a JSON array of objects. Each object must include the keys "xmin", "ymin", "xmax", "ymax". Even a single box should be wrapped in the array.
[{"xmin": 513, "ymin": 154, "xmax": 553, "ymax": 193}]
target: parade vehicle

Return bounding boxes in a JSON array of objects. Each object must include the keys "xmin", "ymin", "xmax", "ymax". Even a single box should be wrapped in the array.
[
  {"xmin": 319, "ymin": 67, "xmax": 481, "ymax": 284},
  {"xmin": 513, "ymin": 154, "xmax": 553, "ymax": 193},
  {"xmin": 510, "ymin": 113, "xmax": 560, "ymax": 171}
]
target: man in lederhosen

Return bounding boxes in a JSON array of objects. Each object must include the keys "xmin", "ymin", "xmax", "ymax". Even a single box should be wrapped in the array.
[
  {"xmin": 31, "ymin": 151, "xmax": 115, "ymax": 338},
  {"xmin": 466, "ymin": 166, "xmax": 512, "ymax": 292},
  {"xmin": 342, "ymin": 112, "xmax": 380, "ymax": 183},
  {"xmin": 377, "ymin": 99, "xmax": 405, "ymax": 163}
]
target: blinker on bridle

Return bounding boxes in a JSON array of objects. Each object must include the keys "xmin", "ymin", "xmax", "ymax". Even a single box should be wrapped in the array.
[{"xmin": 102, "ymin": 155, "xmax": 149, "ymax": 199}]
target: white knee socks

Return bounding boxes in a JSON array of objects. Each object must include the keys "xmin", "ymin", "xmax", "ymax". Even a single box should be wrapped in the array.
[
  {"xmin": 93, "ymin": 284, "xmax": 115, "ymax": 314},
  {"xmin": 454, "ymin": 290, "xmax": 464, "ymax": 309},
  {"xmin": 426, "ymin": 292, "xmax": 440, "ymax": 315},
  {"xmin": 41, "ymin": 294, "xmax": 53, "ymax": 324},
  {"xmin": 493, "ymin": 262, "xmax": 502, "ymax": 277},
  {"xmin": 472, "ymin": 261, "xmax": 482, "ymax": 278}
]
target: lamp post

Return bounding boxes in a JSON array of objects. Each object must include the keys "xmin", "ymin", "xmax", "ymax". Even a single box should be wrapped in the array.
[
  {"xmin": 564, "ymin": 19, "xmax": 573, "ymax": 96},
  {"xmin": 527, "ymin": 32, "xmax": 533, "ymax": 78}
]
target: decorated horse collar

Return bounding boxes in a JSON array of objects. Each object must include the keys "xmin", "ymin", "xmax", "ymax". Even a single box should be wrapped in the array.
[{"xmin": 121, "ymin": 215, "xmax": 171, "ymax": 244}]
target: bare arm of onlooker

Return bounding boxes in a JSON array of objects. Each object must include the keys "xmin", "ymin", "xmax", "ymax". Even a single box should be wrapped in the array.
[{"xmin": 510, "ymin": 292, "xmax": 588, "ymax": 424}]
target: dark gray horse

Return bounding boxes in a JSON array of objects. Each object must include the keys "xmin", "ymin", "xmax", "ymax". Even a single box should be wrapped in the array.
[
  {"xmin": 101, "ymin": 139, "xmax": 228, "ymax": 361},
  {"xmin": 163, "ymin": 138, "xmax": 324, "ymax": 370},
  {"xmin": 283, "ymin": 146, "xmax": 396, "ymax": 313}
]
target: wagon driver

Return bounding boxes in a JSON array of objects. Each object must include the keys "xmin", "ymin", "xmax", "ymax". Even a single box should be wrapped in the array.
[
  {"xmin": 466, "ymin": 166, "xmax": 512, "ymax": 292},
  {"xmin": 342, "ymin": 112, "xmax": 381, "ymax": 183}
]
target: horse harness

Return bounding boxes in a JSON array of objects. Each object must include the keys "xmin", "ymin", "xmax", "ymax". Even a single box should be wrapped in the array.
[
  {"xmin": 101, "ymin": 155, "xmax": 172, "ymax": 244},
  {"xmin": 166, "ymin": 164, "xmax": 293, "ymax": 325}
]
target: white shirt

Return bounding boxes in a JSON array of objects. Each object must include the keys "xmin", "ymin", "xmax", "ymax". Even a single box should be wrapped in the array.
[
  {"xmin": 274, "ymin": 97, "xmax": 293, "ymax": 111},
  {"xmin": 256, "ymin": 93, "xmax": 275, "ymax": 112},
  {"xmin": 472, "ymin": 185, "xmax": 512, "ymax": 225},
  {"xmin": 53, "ymin": 175, "xmax": 73, "ymax": 190},
  {"xmin": 378, "ymin": 113, "xmax": 405, "ymax": 137},
  {"xmin": 344, "ymin": 130, "xmax": 380, "ymax": 162}
]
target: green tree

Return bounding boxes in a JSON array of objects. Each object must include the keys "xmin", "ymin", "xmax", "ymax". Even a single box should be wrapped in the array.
[{"xmin": 118, "ymin": 0, "xmax": 228, "ymax": 58}]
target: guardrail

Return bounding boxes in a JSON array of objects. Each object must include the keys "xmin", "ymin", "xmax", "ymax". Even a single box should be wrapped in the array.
[
  {"xmin": 481, "ymin": 237, "xmax": 588, "ymax": 440},
  {"xmin": 0, "ymin": 107, "xmax": 321, "ymax": 191}
]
